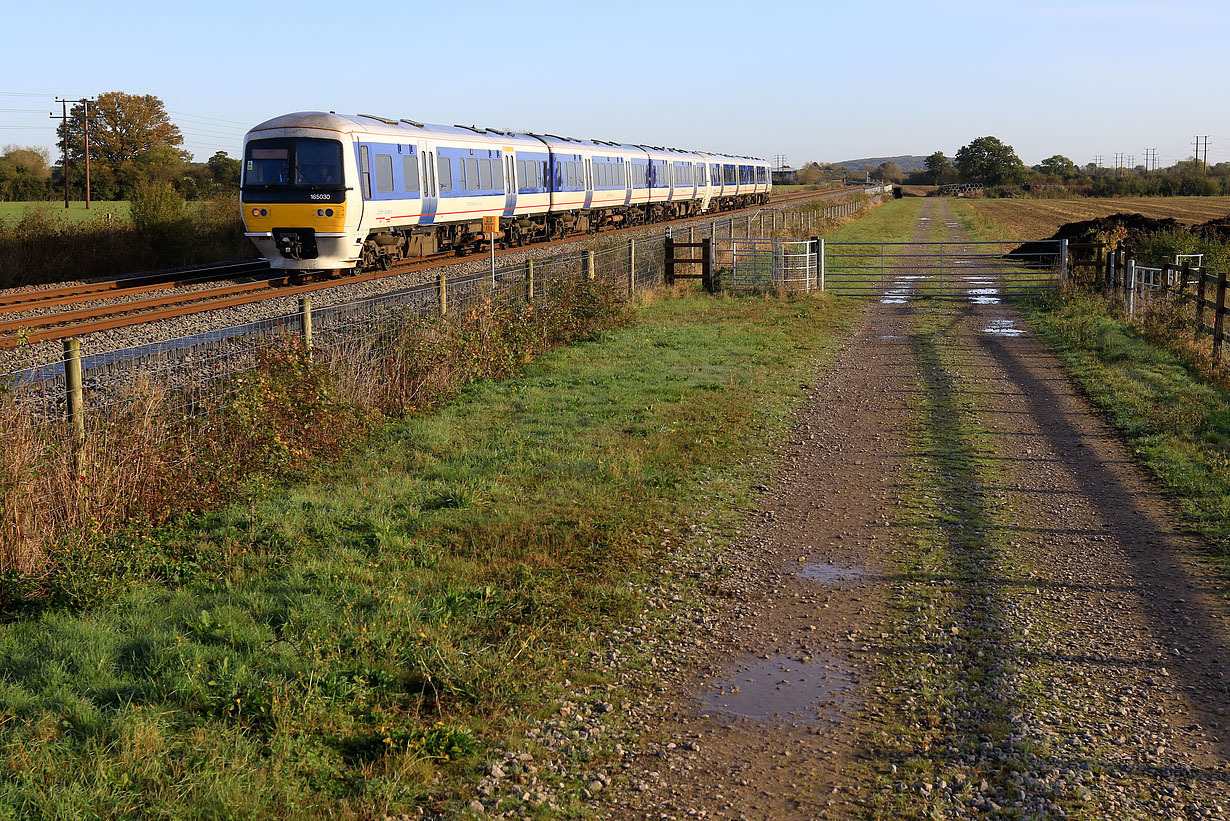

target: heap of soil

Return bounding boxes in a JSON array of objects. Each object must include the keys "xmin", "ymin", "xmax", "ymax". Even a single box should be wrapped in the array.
[{"xmin": 1011, "ymin": 212, "xmax": 1230, "ymax": 262}]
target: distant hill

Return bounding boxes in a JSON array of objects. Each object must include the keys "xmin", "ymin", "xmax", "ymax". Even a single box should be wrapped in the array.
[{"xmin": 832, "ymin": 155, "xmax": 928, "ymax": 173}]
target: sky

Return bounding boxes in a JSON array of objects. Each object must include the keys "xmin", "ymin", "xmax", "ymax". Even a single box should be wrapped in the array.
[{"xmin": 2, "ymin": 0, "xmax": 1228, "ymax": 170}]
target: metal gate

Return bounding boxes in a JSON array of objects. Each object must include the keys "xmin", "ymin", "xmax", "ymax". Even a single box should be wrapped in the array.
[
  {"xmin": 824, "ymin": 239, "xmax": 1065, "ymax": 300},
  {"xmin": 711, "ymin": 238, "xmax": 821, "ymax": 292}
]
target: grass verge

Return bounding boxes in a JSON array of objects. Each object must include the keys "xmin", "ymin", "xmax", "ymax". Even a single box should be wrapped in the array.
[{"xmin": 0, "ymin": 290, "xmax": 863, "ymax": 818}]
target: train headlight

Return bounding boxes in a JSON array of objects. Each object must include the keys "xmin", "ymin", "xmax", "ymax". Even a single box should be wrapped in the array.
[
  {"xmin": 325, "ymin": 208, "xmax": 334, "ymax": 217},
  {"xmin": 316, "ymin": 209, "xmax": 324, "ymax": 217},
  {"xmin": 251, "ymin": 208, "xmax": 260, "ymax": 217}
]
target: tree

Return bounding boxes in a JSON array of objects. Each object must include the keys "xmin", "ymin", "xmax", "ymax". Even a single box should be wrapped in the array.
[
  {"xmin": 206, "ymin": 151, "xmax": 241, "ymax": 188},
  {"xmin": 0, "ymin": 145, "xmax": 51, "ymax": 201},
  {"xmin": 56, "ymin": 91, "xmax": 187, "ymax": 199},
  {"xmin": 876, "ymin": 161, "xmax": 902, "ymax": 183},
  {"xmin": 1036, "ymin": 154, "xmax": 1077, "ymax": 178},
  {"xmin": 954, "ymin": 136, "xmax": 1025, "ymax": 186},
  {"xmin": 924, "ymin": 151, "xmax": 955, "ymax": 185}
]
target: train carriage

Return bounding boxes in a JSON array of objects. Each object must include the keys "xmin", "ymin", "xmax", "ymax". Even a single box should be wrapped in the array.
[{"xmin": 240, "ymin": 111, "xmax": 770, "ymax": 272}]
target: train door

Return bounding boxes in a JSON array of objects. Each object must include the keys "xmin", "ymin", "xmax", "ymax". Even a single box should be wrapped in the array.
[
  {"xmin": 418, "ymin": 140, "xmax": 437, "ymax": 224},
  {"xmin": 584, "ymin": 157, "xmax": 593, "ymax": 209},
  {"xmin": 504, "ymin": 151, "xmax": 516, "ymax": 217}
]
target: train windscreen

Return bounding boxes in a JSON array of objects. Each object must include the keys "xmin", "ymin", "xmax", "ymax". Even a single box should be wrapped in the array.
[{"xmin": 243, "ymin": 138, "xmax": 343, "ymax": 189}]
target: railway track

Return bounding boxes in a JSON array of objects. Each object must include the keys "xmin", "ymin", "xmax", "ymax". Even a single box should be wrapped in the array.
[{"xmin": 0, "ymin": 186, "xmax": 857, "ymax": 349}]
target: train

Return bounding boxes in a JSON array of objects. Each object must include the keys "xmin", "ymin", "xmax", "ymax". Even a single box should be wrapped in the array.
[{"xmin": 239, "ymin": 112, "xmax": 772, "ymax": 272}]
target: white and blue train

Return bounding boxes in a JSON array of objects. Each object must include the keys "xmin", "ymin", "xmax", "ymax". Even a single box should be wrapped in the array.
[{"xmin": 240, "ymin": 112, "xmax": 772, "ymax": 271}]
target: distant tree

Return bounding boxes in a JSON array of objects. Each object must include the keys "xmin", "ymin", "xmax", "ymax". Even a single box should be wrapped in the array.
[
  {"xmin": 795, "ymin": 162, "xmax": 825, "ymax": 185},
  {"xmin": 56, "ymin": 91, "xmax": 188, "ymax": 199},
  {"xmin": 955, "ymin": 136, "xmax": 1025, "ymax": 186},
  {"xmin": 1036, "ymin": 154, "xmax": 1077, "ymax": 177},
  {"xmin": 876, "ymin": 161, "xmax": 902, "ymax": 182},
  {"xmin": 0, "ymin": 145, "xmax": 52, "ymax": 201},
  {"xmin": 207, "ymin": 151, "xmax": 241, "ymax": 188},
  {"xmin": 924, "ymin": 151, "xmax": 955, "ymax": 185}
]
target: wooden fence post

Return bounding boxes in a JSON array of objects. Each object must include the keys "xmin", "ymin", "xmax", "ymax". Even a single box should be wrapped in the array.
[
  {"xmin": 298, "ymin": 296, "xmax": 313, "ymax": 357},
  {"xmin": 526, "ymin": 260, "xmax": 534, "ymax": 302},
  {"xmin": 1214, "ymin": 270, "xmax": 1228, "ymax": 363},
  {"xmin": 701, "ymin": 237, "xmax": 713, "ymax": 293},
  {"xmin": 1126, "ymin": 258, "xmax": 1136, "ymax": 317},
  {"xmin": 665, "ymin": 236, "xmax": 675, "ymax": 286},
  {"xmin": 585, "ymin": 250, "xmax": 595, "ymax": 281},
  {"xmin": 627, "ymin": 238, "xmax": 635, "ymax": 296},
  {"xmin": 438, "ymin": 273, "xmax": 447, "ymax": 316},
  {"xmin": 1197, "ymin": 268, "xmax": 1209, "ymax": 336},
  {"xmin": 1059, "ymin": 238, "xmax": 1069, "ymax": 288},
  {"xmin": 64, "ymin": 338, "xmax": 85, "ymax": 477}
]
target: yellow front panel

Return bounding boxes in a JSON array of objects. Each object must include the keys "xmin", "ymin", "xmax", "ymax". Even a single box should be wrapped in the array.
[{"xmin": 242, "ymin": 202, "xmax": 347, "ymax": 234}]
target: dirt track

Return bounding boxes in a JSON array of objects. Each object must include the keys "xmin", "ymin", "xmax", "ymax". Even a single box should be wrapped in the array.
[{"xmin": 613, "ymin": 199, "xmax": 1230, "ymax": 818}]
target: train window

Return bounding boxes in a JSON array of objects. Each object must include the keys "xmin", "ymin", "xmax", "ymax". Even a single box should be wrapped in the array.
[
  {"xmin": 402, "ymin": 155, "xmax": 419, "ymax": 193},
  {"xmin": 517, "ymin": 160, "xmax": 527, "ymax": 188},
  {"xmin": 493, "ymin": 158, "xmax": 503, "ymax": 191},
  {"xmin": 464, "ymin": 158, "xmax": 479, "ymax": 191},
  {"xmin": 437, "ymin": 155, "xmax": 453, "ymax": 192},
  {"xmin": 480, "ymin": 158, "xmax": 492, "ymax": 190},
  {"xmin": 375, "ymin": 154, "xmax": 394, "ymax": 193}
]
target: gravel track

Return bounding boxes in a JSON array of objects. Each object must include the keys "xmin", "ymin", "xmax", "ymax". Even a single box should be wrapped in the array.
[{"xmin": 601, "ymin": 198, "xmax": 1230, "ymax": 818}]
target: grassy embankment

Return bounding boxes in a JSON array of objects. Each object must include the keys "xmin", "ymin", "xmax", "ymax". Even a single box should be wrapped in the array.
[
  {"xmin": 0, "ymin": 197, "xmax": 923, "ymax": 817},
  {"xmin": 949, "ymin": 198, "xmax": 1230, "ymax": 559}
]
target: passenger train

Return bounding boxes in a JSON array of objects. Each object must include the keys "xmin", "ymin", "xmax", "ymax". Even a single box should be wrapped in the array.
[{"xmin": 240, "ymin": 112, "xmax": 772, "ymax": 271}]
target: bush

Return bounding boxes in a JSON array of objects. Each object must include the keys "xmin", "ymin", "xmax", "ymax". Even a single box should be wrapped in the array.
[{"xmin": 130, "ymin": 182, "xmax": 193, "ymax": 265}]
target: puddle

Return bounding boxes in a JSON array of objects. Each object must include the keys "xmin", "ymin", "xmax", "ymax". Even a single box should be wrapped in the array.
[
  {"xmin": 873, "ymin": 334, "xmax": 907, "ymax": 340},
  {"xmin": 702, "ymin": 654, "xmax": 853, "ymax": 726},
  {"xmin": 967, "ymin": 287, "xmax": 1001, "ymax": 305},
  {"xmin": 880, "ymin": 285, "xmax": 913, "ymax": 304},
  {"xmin": 982, "ymin": 319, "xmax": 1026, "ymax": 336},
  {"xmin": 796, "ymin": 562, "xmax": 866, "ymax": 582},
  {"xmin": 896, "ymin": 275, "xmax": 932, "ymax": 280}
]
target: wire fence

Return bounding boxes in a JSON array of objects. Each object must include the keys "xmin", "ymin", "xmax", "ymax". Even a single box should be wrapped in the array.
[{"xmin": 0, "ymin": 189, "xmax": 888, "ymax": 565}]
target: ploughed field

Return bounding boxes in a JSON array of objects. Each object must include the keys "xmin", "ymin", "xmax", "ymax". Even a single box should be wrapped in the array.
[{"xmin": 951, "ymin": 195, "xmax": 1230, "ymax": 241}]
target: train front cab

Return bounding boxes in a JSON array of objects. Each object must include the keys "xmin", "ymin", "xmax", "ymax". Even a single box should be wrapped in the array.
[{"xmin": 241, "ymin": 132, "xmax": 359, "ymax": 270}]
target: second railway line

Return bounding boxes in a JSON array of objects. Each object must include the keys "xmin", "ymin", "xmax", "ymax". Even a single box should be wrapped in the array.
[{"xmin": 0, "ymin": 186, "xmax": 863, "ymax": 371}]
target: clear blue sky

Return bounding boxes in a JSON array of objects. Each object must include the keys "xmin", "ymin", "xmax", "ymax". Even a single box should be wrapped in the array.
[{"xmin": 3, "ymin": 0, "xmax": 1227, "ymax": 170}]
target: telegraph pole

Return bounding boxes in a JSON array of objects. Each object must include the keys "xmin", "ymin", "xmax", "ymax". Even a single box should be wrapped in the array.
[
  {"xmin": 82, "ymin": 98, "xmax": 92, "ymax": 209},
  {"xmin": 1195, "ymin": 136, "xmax": 1209, "ymax": 172},
  {"xmin": 52, "ymin": 99, "xmax": 69, "ymax": 208},
  {"xmin": 50, "ymin": 97, "xmax": 96, "ymax": 208}
]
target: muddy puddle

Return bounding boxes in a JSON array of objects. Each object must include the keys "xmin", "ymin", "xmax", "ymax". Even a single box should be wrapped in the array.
[
  {"xmin": 982, "ymin": 318, "xmax": 1026, "ymax": 336},
  {"xmin": 873, "ymin": 334, "xmax": 908, "ymax": 340},
  {"xmin": 967, "ymin": 287, "xmax": 1001, "ymax": 304},
  {"xmin": 702, "ymin": 654, "xmax": 853, "ymax": 726},
  {"xmin": 796, "ymin": 562, "xmax": 866, "ymax": 582}
]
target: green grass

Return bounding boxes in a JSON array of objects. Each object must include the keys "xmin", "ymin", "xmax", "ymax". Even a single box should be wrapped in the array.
[
  {"xmin": 0, "ymin": 291, "xmax": 864, "ymax": 819},
  {"xmin": 1026, "ymin": 293, "xmax": 1230, "ymax": 556},
  {"xmin": 0, "ymin": 200, "xmax": 131, "ymax": 223}
]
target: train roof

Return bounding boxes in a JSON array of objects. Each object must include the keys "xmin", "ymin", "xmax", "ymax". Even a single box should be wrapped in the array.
[{"xmin": 246, "ymin": 113, "xmax": 768, "ymax": 162}]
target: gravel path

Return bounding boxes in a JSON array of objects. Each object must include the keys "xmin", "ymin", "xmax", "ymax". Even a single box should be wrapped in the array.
[{"xmin": 605, "ymin": 199, "xmax": 1230, "ymax": 818}]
